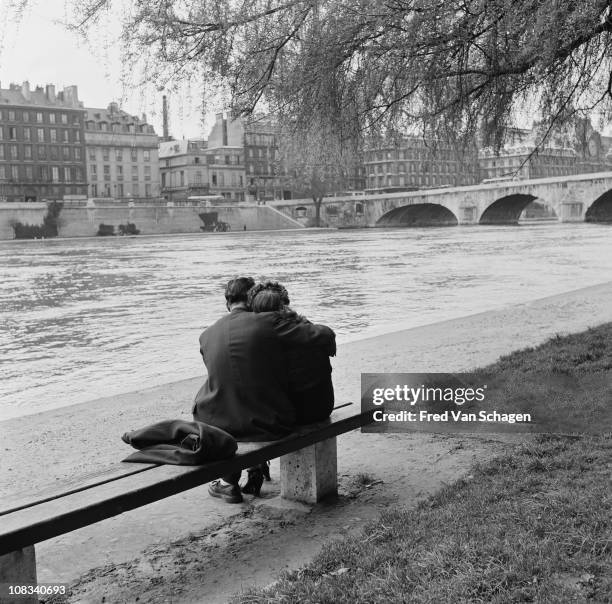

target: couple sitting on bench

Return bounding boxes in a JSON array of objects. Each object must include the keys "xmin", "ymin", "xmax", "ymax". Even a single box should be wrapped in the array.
[{"xmin": 192, "ymin": 277, "xmax": 336, "ymax": 503}]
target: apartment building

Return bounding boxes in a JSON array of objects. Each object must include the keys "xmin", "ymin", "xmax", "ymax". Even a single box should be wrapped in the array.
[
  {"xmin": 364, "ymin": 137, "xmax": 479, "ymax": 193},
  {"xmin": 159, "ymin": 138, "xmax": 210, "ymax": 202},
  {"xmin": 84, "ymin": 103, "xmax": 159, "ymax": 199},
  {"xmin": 0, "ymin": 82, "xmax": 87, "ymax": 202}
]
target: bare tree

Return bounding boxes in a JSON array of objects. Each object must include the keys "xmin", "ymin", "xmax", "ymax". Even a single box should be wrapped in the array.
[{"xmin": 46, "ymin": 1, "xmax": 612, "ymax": 152}]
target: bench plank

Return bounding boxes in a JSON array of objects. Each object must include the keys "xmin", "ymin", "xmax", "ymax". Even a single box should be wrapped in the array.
[{"xmin": 0, "ymin": 406, "xmax": 372, "ymax": 555}]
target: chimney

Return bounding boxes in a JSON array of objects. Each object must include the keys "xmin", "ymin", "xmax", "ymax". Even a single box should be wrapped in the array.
[
  {"xmin": 162, "ymin": 95, "xmax": 169, "ymax": 140},
  {"xmin": 46, "ymin": 84, "xmax": 56, "ymax": 102},
  {"xmin": 63, "ymin": 85, "xmax": 79, "ymax": 106},
  {"xmin": 141, "ymin": 112, "xmax": 147, "ymax": 123},
  {"xmin": 108, "ymin": 102, "xmax": 119, "ymax": 114},
  {"xmin": 21, "ymin": 81, "xmax": 31, "ymax": 101}
]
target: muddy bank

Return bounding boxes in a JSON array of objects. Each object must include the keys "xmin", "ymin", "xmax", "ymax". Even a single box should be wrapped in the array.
[{"xmin": 2, "ymin": 281, "xmax": 612, "ymax": 601}]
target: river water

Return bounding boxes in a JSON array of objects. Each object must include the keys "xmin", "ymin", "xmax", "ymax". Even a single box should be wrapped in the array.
[{"xmin": 1, "ymin": 223, "xmax": 612, "ymax": 420}]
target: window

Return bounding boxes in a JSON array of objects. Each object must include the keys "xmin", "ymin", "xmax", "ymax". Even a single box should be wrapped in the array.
[
  {"xmin": 74, "ymin": 148, "xmax": 81, "ymax": 160},
  {"xmin": 50, "ymin": 129, "xmax": 57, "ymax": 142},
  {"xmin": 0, "ymin": 166, "xmax": 5, "ymax": 179},
  {"xmin": 39, "ymin": 166, "xmax": 48, "ymax": 181},
  {"xmin": 62, "ymin": 147, "xmax": 70, "ymax": 160},
  {"xmin": 132, "ymin": 166, "xmax": 138, "ymax": 180},
  {"xmin": 131, "ymin": 149, "xmax": 137, "ymax": 162},
  {"xmin": 37, "ymin": 128, "xmax": 45, "ymax": 142},
  {"xmin": 50, "ymin": 147, "xmax": 59, "ymax": 160},
  {"xmin": 180, "ymin": 171, "xmax": 184, "ymax": 186},
  {"xmin": 23, "ymin": 128, "xmax": 31, "ymax": 141},
  {"xmin": 49, "ymin": 113, "xmax": 56, "ymax": 124},
  {"xmin": 74, "ymin": 130, "xmax": 80, "ymax": 142},
  {"xmin": 61, "ymin": 114, "xmax": 68, "ymax": 124},
  {"xmin": 11, "ymin": 165, "xmax": 19, "ymax": 180},
  {"xmin": 0, "ymin": 127, "xmax": 3, "ymax": 140},
  {"xmin": 10, "ymin": 145, "xmax": 18, "ymax": 159},
  {"xmin": 161, "ymin": 173, "xmax": 166, "ymax": 187},
  {"xmin": 8, "ymin": 110, "xmax": 15, "ymax": 121},
  {"xmin": 0, "ymin": 145, "xmax": 3, "ymax": 159},
  {"xmin": 62, "ymin": 130, "xmax": 69, "ymax": 143},
  {"xmin": 90, "ymin": 165, "xmax": 97, "ymax": 175},
  {"xmin": 75, "ymin": 167, "xmax": 83, "ymax": 181},
  {"xmin": 25, "ymin": 166, "xmax": 33, "ymax": 180},
  {"xmin": 103, "ymin": 165, "xmax": 110, "ymax": 179},
  {"xmin": 23, "ymin": 111, "xmax": 29, "ymax": 122},
  {"xmin": 145, "ymin": 184, "xmax": 151, "ymax": 196},
  {"xmin": 115, "ymin": 149, "xmax": 122, "ymax": 161},
  {"xmin": 143, "ymin": 150, "xmax": 150, "ymax": 161},
  {"xmin": 104, "ymin": 183, "xmax": 111, "ymax": 196},
  {"xmin": 194, "ymin": 171, "xmax": 202, "ymax": 184},
  {"xmin": 117, "ymin": 165, "xmax": 123, "ymax": 179},
  {"xmin": 102, "ymin": 149, "xmax": 109, "ymax": 161},
  {"xmin": 91, "ymin": 184, "xmax": 98, "ymax": 196},
  {"xmin": 8, "ymin": 127, "xmax": 17, "ymax": 140},
  {"xmin": 24, "ymin": 146, "xmax": 32, "ymax": 160},
  {"xmin": 144, "ymin": 166, "xmax": 151, "ymax": 180},
  {"xmin": 89, "ymin": 149, "xmax": 96, "ymax": 161},
  {"xmin": 117, "ymin": 183, "xmax": 124, "ymax": 196},
  {"xmin": 52, "ymin": 167, "xmax": 59, "ymax": 182},
  {"xmin": 64, "ymin": 167, "xmax": 71, "ymax": 181},
  {"xmin": 36, "ymin": 112, "xmax": 44, "ymax": 123},
  {"xmin": 38, "ymin": 145, "xmax": 46, "ymax": 159}
]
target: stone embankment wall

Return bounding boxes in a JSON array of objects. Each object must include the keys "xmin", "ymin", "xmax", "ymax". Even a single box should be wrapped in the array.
[{"xmin": 0, "ymin": 201, "xmax": 303, "ymax": 240}]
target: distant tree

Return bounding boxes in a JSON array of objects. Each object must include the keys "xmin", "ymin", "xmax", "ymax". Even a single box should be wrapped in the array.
[
  {"xmin": 277, "ymin": 122, "xmax": 361, "ymax": 225},
  {"xmin": 48, "ymin": 1, "xmax": 612, "ymax": 152}
]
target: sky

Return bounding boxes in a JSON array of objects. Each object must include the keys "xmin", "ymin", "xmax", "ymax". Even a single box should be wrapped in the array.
[{"xmin": 0, "ymin": 0, "xmax": 214, "ymax": 139}]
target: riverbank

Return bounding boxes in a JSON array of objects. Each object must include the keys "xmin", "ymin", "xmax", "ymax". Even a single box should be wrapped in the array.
[{"xmin": 3, "ymin": 281, "xmax": 612, "ymax": 602}]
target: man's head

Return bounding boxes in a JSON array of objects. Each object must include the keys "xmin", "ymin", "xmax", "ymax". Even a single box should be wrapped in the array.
[
  {"xmin": 248, "ymin": 281, "xmax": 290, "ymax": 313},
  {"xmin": 224, "ymin": 277, "xmax": 255, "ymax": 310}
]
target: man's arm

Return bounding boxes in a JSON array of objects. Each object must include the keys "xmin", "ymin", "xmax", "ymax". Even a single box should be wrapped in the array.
[{"xmin": 271, "ymin": 313, "xmax": 336, "ymax": 356}]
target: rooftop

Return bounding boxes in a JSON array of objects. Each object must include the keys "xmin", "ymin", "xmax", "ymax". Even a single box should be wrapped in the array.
[{"xmin": 0, "ymin": 82, "xmax": 83, "ymax": 109}]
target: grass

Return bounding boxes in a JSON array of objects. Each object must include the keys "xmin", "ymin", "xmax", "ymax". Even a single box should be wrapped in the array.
[{"xmin": 234, "ymin": 324, "xmax": 612, "ymax": 603}]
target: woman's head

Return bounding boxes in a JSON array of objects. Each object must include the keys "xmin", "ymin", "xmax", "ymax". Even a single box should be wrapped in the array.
[{"xmin": 248, "ymin": 281, "xmax": 290, "ymax": 313}]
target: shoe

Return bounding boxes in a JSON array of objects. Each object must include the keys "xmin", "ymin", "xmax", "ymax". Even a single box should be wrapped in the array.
[
  {"xmin": 208, "ymin": 480, "xmax": 243, "ymax": 503},
  {"xmin": 261, "ymin": 461, "xmax": 271, "ymax": 481},
  {"xmin": 242, "ymin": 467, "xmax": 265, "ymax": 496}
]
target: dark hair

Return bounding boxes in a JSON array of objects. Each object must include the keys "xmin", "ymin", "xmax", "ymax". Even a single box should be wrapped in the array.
[
  {"xmin": 251, "ymin": 289, "xmax": 284, "ymax": 312},
  {"xmin": 224, "ymin": 277, "xmax": 255, "ymax": 305},
  {"xmin": 248, "ymin": 281, "xmax": 290, "ymax": 312}
]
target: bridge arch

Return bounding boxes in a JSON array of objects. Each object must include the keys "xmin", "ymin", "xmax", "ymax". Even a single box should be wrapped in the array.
[
  {"xmin": 479, "ymin": 194, "xmax": 539, "ymax": 225},
  {"xmin": 585, "ymin": 189, "xmax": 612, "ymax": 222},
  {"xmin": 376, "ymin": 203, "xmax": 458, "ymax": 227}
]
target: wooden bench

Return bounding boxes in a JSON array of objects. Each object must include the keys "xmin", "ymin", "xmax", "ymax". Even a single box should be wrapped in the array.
[{"xmin": 0, "ymin": 405, "xmax": 374, "ymax": 601}]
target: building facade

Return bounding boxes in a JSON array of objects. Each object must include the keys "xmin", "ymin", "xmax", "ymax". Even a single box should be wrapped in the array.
[
  {"xmin": 206, "ymin": 113, "xmax": 246, "ymax": 201},
  {"xmin": 242, "ymin": 115, "xmax": 289, "ymax": 201},
  {"xmin": 478, "ymin": 145, "xmax": 578, "ymax": 180},
  {"xmin": 159, "ymin": 139, "xmax": 210, "ymax": 202},
  {"xmin": 0, "ymin": 82, "xmax": 87, "ymax": 203},
  {"xmin": 84, "ymin": 103, "xmax": 160, "ymax": 199},
  {"xmin": 478, "ymin": 119, "xmax": 612, "ymax": 181},
  {"xmin": 364, "ymin": 137, "xmax": 479, "ymax": 193}
]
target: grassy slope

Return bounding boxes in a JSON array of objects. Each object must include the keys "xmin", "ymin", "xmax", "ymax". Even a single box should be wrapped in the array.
[{"xmin": 236, "ymin": 324, "xmax": 612, "ymax": 603}]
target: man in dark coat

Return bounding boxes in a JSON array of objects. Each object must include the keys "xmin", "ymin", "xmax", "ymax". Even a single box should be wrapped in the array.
[{"xmin": 193, "ymin": 277, "xmax": 335, "ymax": 503}]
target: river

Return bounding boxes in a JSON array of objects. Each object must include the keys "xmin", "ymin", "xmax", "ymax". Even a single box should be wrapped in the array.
[{"xmin": 1, "ymin": 222, "xmax": 611, "ymax": 420}]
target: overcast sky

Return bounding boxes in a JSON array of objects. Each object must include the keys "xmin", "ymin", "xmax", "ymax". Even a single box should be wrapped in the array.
[{"xmin": 0, "ymin": 0, "xmax": 212, "ymax": 139}]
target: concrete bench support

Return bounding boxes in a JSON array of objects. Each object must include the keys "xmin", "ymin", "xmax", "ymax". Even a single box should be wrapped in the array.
[
  {"xmin": 0, "ymin": 546, "xmax": 37, "ymax": 603},
  {"xmin": 279, "ymin": 437, "xmax": 337, "ymax": 504}
]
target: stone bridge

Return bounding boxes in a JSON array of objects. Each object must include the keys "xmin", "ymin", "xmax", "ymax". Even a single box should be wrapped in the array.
[{"xmin": 269, "ymin": 172, "xmax": 612, "ymax": 227}]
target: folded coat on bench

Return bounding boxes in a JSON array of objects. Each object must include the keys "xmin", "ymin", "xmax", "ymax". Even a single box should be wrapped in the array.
[{"xmin": 121, "ymin": 419, "xmax": 237, "ymax": 465}]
